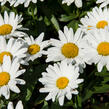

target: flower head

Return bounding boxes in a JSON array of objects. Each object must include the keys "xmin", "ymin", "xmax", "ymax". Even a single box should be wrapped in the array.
[
  {"xmin": 0, "ymin": 56, "xmax": 25, "ymax": 99},
  {"xmin": 46, "ymin": 26, "xmax": 86, "ymax": 67},
  {"xmin": 83, "ymin": 27, "xmax": 109, "ymax": 72},
  {"xmin": 39, "ymin": 61, "xmax": 83, "ymax": 106},
  {"xmin": 80, "ymin": 7, "xmax": 109, "ymax": 32},
  {"xmin": 24, "ymin": 33, "xmax": 50, "ymax": 62},
  {"xmin": 0, "ymin": 36, "xmax": 27, "ymax": 64},
  {"xmin": 0, "ymin": 11, "xmax": 26, "ymax": 39}
]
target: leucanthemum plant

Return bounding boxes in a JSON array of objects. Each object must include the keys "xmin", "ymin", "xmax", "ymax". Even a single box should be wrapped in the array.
[
  {"xmin": 96, "ymin": 0, "xmax": 109, "ymax": 8},
  {"xmin": 39, "ymin": 61, "xmax": 84, "ymax": 106},
  {"xmin": 46, "ymin": 26, "xmax": 86, "ymax": 68},
  {"xmin": 24, "ymin": 33, "xmax": 50, "ymax": 62},
  {"xmin": 80, "ymin": 7, "xmax": 109, "ymax": 32},
  {"xmin": 0, "ymin": 56, "xmax": 25, "ymax": 99},
  {"xmin": 0, "ymin": 11, "xmax": 26, "ymax": 39},
  {"xmin": 0, "ymin": 36, "xmax": 27, "ymax": 64},
  {"xmin": 62, "ymin": 0, "xmax": 82, "ymax": 8},
  {"xmin": 83, "ymin": 27, "xmax": 109, "ymax": 72},
  {"xmin": 7, "ymin": 101, "xmax": 23, "ymax": 109}
]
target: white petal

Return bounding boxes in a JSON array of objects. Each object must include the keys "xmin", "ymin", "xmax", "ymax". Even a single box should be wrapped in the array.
[
  {"xmin": 16, "ymin": 101, "xmax": 23, "ymax": 109},
  {"xmin": 75, "ymin": 0, "xmax": 82, "ymax": 8},
  {"xmin": 58, "ymin": 96, "xmax": 64, "ymax": 106},
  {"xmin": 2, "ymin": 56, "xmax": 11, "ymax": 72},
  {"xmin": 7, "ymin": 102, "xmax": 14, "ymax": 109}
]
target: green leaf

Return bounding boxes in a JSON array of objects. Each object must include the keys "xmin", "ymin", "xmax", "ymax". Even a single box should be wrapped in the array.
[
  {"xmin": 82, "ymin": 90, "xmax": 94, "ymax": 102},
  {"xmin": 51, "ymin": 15, "xmax": 60, "ymax": 31},
  {"xmin": 94, "ymin": 84, "xmax": 109, "ymax": 93},
  {"xmin": 25, "ymin": 88, "xmax": 33, "ymax": 101},
  {"xmin": 59, "ymin": 14, "xmax": 77, "ymax": 22},
  {"xmin": 77, "ymin": 95, "xmax": 82, "ymax": 108},
  {"xmin": 41, "ymin": 101, "xmax": 49, "ymax": 109},
  {"xmin": 95, "ymin": 72, "xmax": 109, "ymax": 77},
  {"xmin": 44, "ymin": 16, "xmax": 51, "ymax": 26},
  {"xmin": 67, "ymin": 20, "xmax": 79, "ymax": 31}
]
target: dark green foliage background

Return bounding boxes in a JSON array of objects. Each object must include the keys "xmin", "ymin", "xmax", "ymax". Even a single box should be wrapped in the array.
[{"xmin": 1, "ymin": 0, "xmax": 109, "ymax": 108}]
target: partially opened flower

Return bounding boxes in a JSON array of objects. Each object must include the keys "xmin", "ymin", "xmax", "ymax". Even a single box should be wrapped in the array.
[
  {"xmin": 39, "ymin": 61, "xmax": 83, "ymax": 106},
  {"xmin": 80, "ymin": 7, "xmax": 109, "ymax": 32},
  {"xmin": 46, "ymin": 26, "xmax": 86, "ymax": 67},
  {"xmin": 0, "ymin": 36, "xmax": 27, "ymax": 64},
  {"xmin": 7, "ymin": 101, "xmax": 23, "ymax": 109},
  {"xmin": 62, "ymin": 0, "xmax": 82, "ymax": 8},
  {"xmin": 0, "ymin": 56, "xmax": 25, "ymax": 99},
  {"xmin": 0, "ymin": 11, "xmax": 26, "ymax": 39},
  {"xmin": 96, "ymin": 0, "xmax": 109, "ymax": 8},
  {"xmin": 24, "ymin": 33, "xmax": 50, "ymax": 62}
]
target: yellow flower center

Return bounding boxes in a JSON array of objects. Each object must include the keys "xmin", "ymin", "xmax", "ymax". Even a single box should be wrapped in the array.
[
  {"xmin": 61, "ymin": 43, "xmax": 79, "ymax": 58},
  {"xmin": 96, "ymin": 20, "xmax": 108, "ymax": 29},
  {"xmin": 56, "ymin": 77, "xmax": 69, "ymax": 89},
  {"xmin": 0, "ymin": 24, "xmax": 13, "ymax": 35},
  {"xmin": 28, "ymin": 44, "xmax": 40, "ymax": 55},
  {"xmin": 97, "ymin": 42, "xmax": 109, "ymax": 56},
  {"xmin": 0, "ymin": 72, "xmax": 10, "ymax": 86},
  {"xmin": 0, "ymin": 52, "xmax": 13, "ymax": 64}
]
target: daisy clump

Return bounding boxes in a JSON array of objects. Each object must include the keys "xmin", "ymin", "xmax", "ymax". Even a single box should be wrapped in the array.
[
  {"xmin": 24, "ymin": 33, "xmax": 50, "ymax": 62},
  {"xmin": 7, "ymin": 101, "xmax": 23, "ymax": 109},
  {"xmin": 96, "ymin": 0, "xmax": 109, "ymax": 8},
  {"xmin": 0, "ymin": 56, "xmax": 25, "ymax": 99},
  {"xmin": 39, "ymin": 61, "xmax": 83, "ymax": 106},
  {"xmin": 0, "ymin": 11, "xmax": 26, "ymax": 39},
  {"xmin": 80, "ymin": 7, "xmax": 109, "ymax": 32},
  {"xmin": 83, "ymin": 28, "xmax": 109, "ymax": 72},
  {"xmin": 62, "ymin": 0, "xmax": 82, "ymax": 8},
  {"xmin": 46, "ymin": 26, "xmax": 86, "ymax": 67}
]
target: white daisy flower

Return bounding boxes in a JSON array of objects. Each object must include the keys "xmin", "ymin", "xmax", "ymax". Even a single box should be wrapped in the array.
[
  {"xmin": 0, "ymin": 56, "xmax": 25, "ymax": 99},
  {"xmin": 80, "ymin": 7, "xmax": 109, "ymax": 32},
  {"xmin": 7, "ymin": 101, "xmax": 23, "ymax": 109},
  {"xmin": 62, "ymin": 0, "xmax": 82, "ymax": 8},
  {"xmin": 6, "ymin": 0, "xmax": 44, "ymax": 7},
  {"xmin": 96, "ymin": 0, "xmax": 109, "ymax": 8},
  {"xmin": 46, "ymin": 26, "xmax": 86, "ymax": 67},
  {"xmin": 0, "ymin": 36, "xmax": 27, "ymax": 64},
  {"xmin": 39, "ymin": 61, "xmax": 83, "ymax": 106},
  {"xmin": 83, "ymin": 28, "xmax": 109, "ymax": 72},
  {"xmin": 0, "ymin": 11, "xmax": 26, "ymax": 39},
  {"xmin": 24, "ymin": 33, "xmax": 50, "ymax": 62}
]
